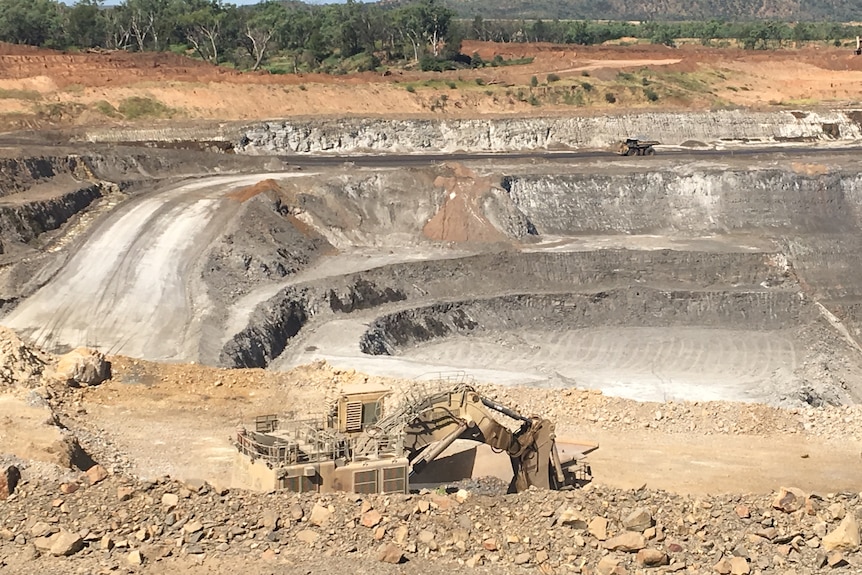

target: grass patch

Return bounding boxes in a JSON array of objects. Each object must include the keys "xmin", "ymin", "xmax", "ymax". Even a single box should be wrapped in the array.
[
  {"xmin": 0, "ymin": 88, "xmax": 42, "ymax": 101},
  {"xmin": 93, "ymin": 100, "xmax": 119, "ymax": 117},
  {"xmin": 405, "ymin": 84, "xmax": 416, "ymax": 93},
  {"xmin": 489, "ymin": 56, "xmax": 534, "ymax": 67},
  {"xmin": 781, "ymin": 98, "xmax": 820, "ymax": 106},
  {"xmin": 36, "ymin": 102, "xmax": 86, "ymax": 122},
  {"xmin": 117, "ymin": 96, "xmax": 173, "ymax": 120},
  {"xmin": 659, "ymin": 71, "xmax": 712, "ymax": 93}
]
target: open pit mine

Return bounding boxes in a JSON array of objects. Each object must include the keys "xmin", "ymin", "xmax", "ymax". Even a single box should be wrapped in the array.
[{"xmin": 1, "ymin": 111, "xmax": 861, "ymax": 574}]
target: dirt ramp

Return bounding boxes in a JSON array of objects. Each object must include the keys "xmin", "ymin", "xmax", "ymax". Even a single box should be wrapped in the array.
[{"xmin": 423, "ymin": 163, "xmax": 533, "ymax": 243}]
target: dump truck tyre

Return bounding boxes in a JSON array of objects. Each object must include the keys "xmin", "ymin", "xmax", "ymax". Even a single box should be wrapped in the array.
[{"xmin": 646, "ymin": 147, "xmax": 656, "ymax": 156}]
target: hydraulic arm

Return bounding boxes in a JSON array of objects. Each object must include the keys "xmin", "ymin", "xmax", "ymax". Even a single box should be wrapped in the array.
[{"xmin": 401, "ymin": 386, "xmax": 590, "ymax": 492}]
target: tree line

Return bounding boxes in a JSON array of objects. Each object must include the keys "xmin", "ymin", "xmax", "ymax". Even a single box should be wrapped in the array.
[
  {"xmin": 0, "ymin": 0, "xmax": 461, "ymax": 72},
  {"xmin": 437, "ymin": 0, "xmax": 860, "ymax": 23},
  {"xmin": 474, "ymin": 18, "xmax": 862, "ymax": 50},
  {"xmin": 0, "ymin": 0, "xmax": 860, "ymax": 74}
]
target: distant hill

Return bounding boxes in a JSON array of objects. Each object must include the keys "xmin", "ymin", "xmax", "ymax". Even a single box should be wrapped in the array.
[{"xmin": 430, "ymin": 0, "xmax": 860, "ymax": 22}]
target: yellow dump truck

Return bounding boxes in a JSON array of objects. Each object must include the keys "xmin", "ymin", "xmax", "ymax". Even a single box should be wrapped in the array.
[{"xmin": 617, "ymin": 138, "xmax": 659, "ymax": 156}]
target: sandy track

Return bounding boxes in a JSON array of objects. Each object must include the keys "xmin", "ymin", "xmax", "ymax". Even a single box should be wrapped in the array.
[
  {"xmin": 275, "ymin": 319, "xmax": 801, "ymax": 403},
  {"xmin": 2, "ymin": 173, "xmax": 296, "ymax": 360},
  {"xmin": 401, "ymin": 328, "xmax": 800, "ymax": 403}
]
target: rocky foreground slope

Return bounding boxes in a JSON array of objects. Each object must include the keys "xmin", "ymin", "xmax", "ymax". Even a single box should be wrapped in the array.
[
  {"xmin": 0, "ymin": 324, "xmax": 860, "ymax": 575},
  {"xmin": 0, "ymin": 468, "xmax": 859, "ymax": 575}
]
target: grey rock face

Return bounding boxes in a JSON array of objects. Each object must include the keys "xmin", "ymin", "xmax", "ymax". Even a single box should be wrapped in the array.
[{"xmin": 237, "ymin": 111, "xmax": 862, "ymax": 155}]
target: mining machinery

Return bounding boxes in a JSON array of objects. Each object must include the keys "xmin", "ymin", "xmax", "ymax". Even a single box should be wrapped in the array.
[
  {"xmin": 617, "ymin": 137, "xmax": 659, "ymax": 156},
  {"xmin": 233, "ymin": 380, "xmax": 596, "ymax": 494}
]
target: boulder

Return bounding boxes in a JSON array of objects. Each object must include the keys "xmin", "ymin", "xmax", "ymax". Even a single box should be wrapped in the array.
[
  {"xmin": 85, "ymin": 464, "xmax": 108, "ymax": 485},
  {"xmin": 772, "ymin": 487, "xmax": 806, "ymax": 513},
  {"xmin": 261, "ymin": 509, "xmax": 280, "ymax": 530},
  {"xmin": 59, "ymin": 482, "xmax": 78, "ymax": 495},
  {"xmin": 127, "ymin": 550, "xmax": 143, "ymax": 565},
  {"xmin": 361, "ymin": 509, "xmax": 383, "ymax": 528},
  {"xmin": 52, "ymin": 347, "xmax": 110, "ymax": 387},
  {"xmin": 589, "ymin": 516, "xmax": 609, "ymax": 540},
  {"xmin": 729, "ymin": 557, "xmax": 750, "ymax": 575},
  {"xmin": 289, "ymin": 504, "xmax": 304, "ymax": 521},
  {"xmin": 30, "ymin": 522, "xmax": 57, "ymax": 538},
  {"xmin": 559, "ymin": 508, "xmax": 588, "ymax": 529},
  {"xmin": 636, "ymin": 548, "xmax": 668, "ymax": 566},
  {"xmin": 49, "ymin": 530, "xmax": 83, "ymax": 556},
  {"xmin": 623, "ymin": 508, "xmax": 654, "ymax": 532},
  {"xmin": 604, "ymin": 531, "xmax": 646, "ymax": 552},
  {"xmin": 0, "ymin": 465, "xmax": 21, "ymax": 498},
  {"xmin": 376, "ymin": 543, "xmax": 404, "ymax": 564},
  {"xmin": 418, "ymin": 530, "xmax": 435, "ymax": 544},
  {"xmin": 822, "ymin": 514, "xmax": 860, "ymax": 552},
  {"xmin": 33, "ymin": 534, "xmax": 58, "ymax": 552},
  {"xmin": 827, "ymin": 551, "xmax": 848, "ymax": 568},
  {"xmin": 309, "ymin": 503, "xmax": 332, "ymax": 527},
  {"xmin": 596, "ymin": 556, "xmax": 623, "ymax": 575},
  {"xmin": 182, "ymin": 520, "xmax": 203, "ymax": 534}
]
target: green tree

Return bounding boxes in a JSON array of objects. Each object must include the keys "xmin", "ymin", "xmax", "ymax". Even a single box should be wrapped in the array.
[
  {"xmin": 67, "ymin": 0, "xmax": 107, "ymax": 48},
  {"xmin": 697, "ymin": 19, "xmax": 722, "ymax": 46},
  {"xmin": 178, "ymin": 0, "xmax": 236, "ymax": 64},
  {"xmin": 471, "ymin": 15, "xmax": 487, "ymax": 41},
  {"xmin": 0, "ymin": 0, "xmax": 65, "ymax": 47},
  {"xmin": 531, "ymin": 19, "xmax": 547, "ymax": 42},
  {"xmin": 395, "ymin": 0, "xmax": 453, "ymax": 61},
  {"xmin": 117, "ymin": 0, "xmax": 182, "ymax": 52},
  {"xmin": 565, "ymin": 21, "xmax": 594, "ymax": 45},
  {"xmin": 240, "ymin": 1, "xmax": 285, "ymax": 70},
  {"xmin": 649, "ymin": 24, "xmax": 677, "ymax": 47}
]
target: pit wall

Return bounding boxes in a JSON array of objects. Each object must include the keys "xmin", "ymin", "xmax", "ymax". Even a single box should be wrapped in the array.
[
  {"xmin": 237, "ymin": 110, "xmax": 862, "ymax": 154},
  {"xmin": 0, "ymin": 184, "xmax": 102, "ymax": 255},
  {"xmin": 0, "ymin": 156, "xmax": 92, "ymax": 197},
  {"xmin": 504, "ymin": 170, "xmax": 862, "ymax": 235},
  {"xmin": 219, "ymin": 250, "xmax": 788, "ymax": 368},
  {"xmin": 359, "ymin": 288, "xmax": 817, "ymax": 356}
]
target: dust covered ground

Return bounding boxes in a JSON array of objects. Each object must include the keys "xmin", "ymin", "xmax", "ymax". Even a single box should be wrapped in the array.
[{"xmin": 0, "ymin": 40, "xmax": 861, "ymax": 130}]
